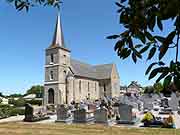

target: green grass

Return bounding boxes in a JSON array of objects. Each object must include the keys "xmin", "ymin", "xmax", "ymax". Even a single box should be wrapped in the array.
[{"xmin": 0, "ymin": 122, "xmax": 179, "ymax": 135}]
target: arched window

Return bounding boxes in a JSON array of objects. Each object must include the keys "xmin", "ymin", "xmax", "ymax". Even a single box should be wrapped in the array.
[
  {"xmin": 104, "ymin": 84, "xmax": 106, "ymax": 97},
  {"xmin": 50, "ymin": 54, "xmax": 54, "ymax": 63},
  {"xmin": 48, "ymin": 88, "xmax": 54, "ymax": 104},
  {"xmin": 95, "ymin": 82, "xmax": 97, "ymax": 92},
  {"xmin": 63, "ymin": 71, "xmax": 66, "ymax": 82},
  {"xmin": 104, "ymin": 84, "xmax": 106, "ymax": 92},
  {"xmin": 63, "ymin": 55, "xmax": 66, "ymax": 65},
  {"xmin": 50, "ymin": 71, "xmax": 54, "ymax": 80},
  {"xmin": 88, "ymin": 82, "xmax": 90, "ymax": 92},
  {"xmin": 79, "ymin": 80, "xmax": 81, "ymax": 94}
]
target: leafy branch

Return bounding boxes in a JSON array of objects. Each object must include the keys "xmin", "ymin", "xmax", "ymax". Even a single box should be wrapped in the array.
[
  {"xmin": 6, "ymin": 0, "xmax": 62, "ymax": 11},
  {"xmin": 108, "ymin": 0, "xmax": 180, "ymax": 90}
]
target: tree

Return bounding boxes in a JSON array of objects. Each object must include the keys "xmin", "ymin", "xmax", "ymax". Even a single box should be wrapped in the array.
[
  {"xmin": 144, "ymin": 86, "xmax": 155, "ymax": 94},
  {"xmin": 0, "ymin": 92, "xmax": 4, "ymax": 97},
  {"xmin": 8, "ymin": 94, "xmax": 23, "ymax": 98},
  {"xmin": 6, "ymin": 0, "xmax": 62, "ymax": 12},
  {"xmin": 26, "ymin": 85, "xmax": 44, "ymax": 98},
  {"xmin": 0, "ymin": 98, "xmax": 2, "ymax": 104},
  {"xmin": 13, "ymin": 98, "xmax": 26, "ymax": 107},
  {"xmin": 108, "ymin": 0, "xmax": 180, "ymax": 90},
  {"xmin": 153, "ymin": 82, "xmax": 164, "ymax": 93}
]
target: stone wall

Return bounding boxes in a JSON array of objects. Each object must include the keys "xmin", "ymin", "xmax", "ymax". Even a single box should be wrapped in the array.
[
  {"xmin": 99, "ymin": 79, "xmax": 111, "ymax": 98},
  {"xmin": 111, "ymin": 64, "xmax": 120, "ymax": 97},
  {"xmin": 73, "ymin": 77, "xmax": 100, "ymax": 102}
]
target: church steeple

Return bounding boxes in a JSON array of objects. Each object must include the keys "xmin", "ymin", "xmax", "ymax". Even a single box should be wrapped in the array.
[{"xmin": 49, "ymin": 13, "xmax": 65, "ymax": 48}]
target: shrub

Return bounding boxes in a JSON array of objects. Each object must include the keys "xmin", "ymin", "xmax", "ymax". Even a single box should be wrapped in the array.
[
  {"xmin": 8, "ymin": 98, "xmax": 15, "ymax": 104},
  {"xmin": 14, "ymin": 98, "xmax": 26, "ymax": 107},
  {"xmin": 0, "ymin": 104, "xmax": 25, "ymax": 117},
  {"xmin": 0, "ymin": 104, "xmax": 11, "ymax": 118},
  {"xmin": 26, "ymin": 99, "xmax": 42, "ymax": 106},
  {"xmin": 9, "ymin": 108, "xmax": 25, "ymax": 116}
]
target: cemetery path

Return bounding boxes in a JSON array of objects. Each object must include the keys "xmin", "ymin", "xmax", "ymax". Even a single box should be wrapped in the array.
[{"xmin": 0, "ymin": 115, "xmax": 24, "ymax": 123}]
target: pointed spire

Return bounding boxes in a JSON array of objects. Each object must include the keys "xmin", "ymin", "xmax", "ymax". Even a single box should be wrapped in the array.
[{"xmin": 49, "ymin": 12, "xmax": 65, "ymax": 48}]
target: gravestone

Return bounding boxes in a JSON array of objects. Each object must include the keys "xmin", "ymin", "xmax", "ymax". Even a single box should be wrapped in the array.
[
  {"xmin": 161, "ymin": 98, "xmax": 169, "ymax": 108},
  {"xmin": 94, "ymin": 107, "xmax": 108, "ymax": 123},
  {"xmin": 56, "ymin": 104, "xmax": 72, "ymax": 123},
  {"xmin": 142, "ymin": 95, "xmax": 154, "ymax": 110},
  {"xmin": 73, "ymin": 108, "xmax": 94, "ymax": 123},
  {"xmin": 94, "ymin": 106, "xmax": 115, "ymax": 125},
  {"xmin": 169, "ymin": 93, "xmax": 179, "ymax": 111},
  {"xmin": 117, "ymin": 103, "xmax": 136, "ymax": 124},
  {"xmin": 24, "ymin": 103, "xmax": 50, "ymax": 122},
  {"xmin": 24, "ymin": 103, "xmax": 34, "ymax": 122}
]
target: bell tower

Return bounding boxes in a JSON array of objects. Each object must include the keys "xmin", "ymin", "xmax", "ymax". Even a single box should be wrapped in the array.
[{"xmin": 44, "ymin": 13, "xmax": 71, "ymax": 105}]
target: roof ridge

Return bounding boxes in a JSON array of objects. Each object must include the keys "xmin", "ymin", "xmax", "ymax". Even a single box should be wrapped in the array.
[
  {"xmin": 70, "ymin": 58, "xmax": 93, "ymax": 67},
  {"xmin": 93, "ymin": 63, "xmax": 114, "ymax": 67}
]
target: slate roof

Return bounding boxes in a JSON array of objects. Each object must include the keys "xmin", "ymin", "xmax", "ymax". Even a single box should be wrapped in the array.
[
  {"xmin": 70, "ymin": 59, "xmax": 114, "ymax": 80},
  {"xmin": 128, "ymin": 81, "xmax": 142, "ymax": 88}
]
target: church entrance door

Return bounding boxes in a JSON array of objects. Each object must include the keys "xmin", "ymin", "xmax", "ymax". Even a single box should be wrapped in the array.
[{"xmin": 48, "ymin": 88, "xmax": 54, "ymax": 104}]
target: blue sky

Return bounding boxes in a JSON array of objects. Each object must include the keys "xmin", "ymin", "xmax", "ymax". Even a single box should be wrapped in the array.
[{"xmin": 0, "ymin": 0, "xmax": 175, "ymax": 95}]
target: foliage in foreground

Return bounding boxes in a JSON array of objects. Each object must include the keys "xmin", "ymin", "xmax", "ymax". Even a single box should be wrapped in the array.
[
  {"xmin": 26, "ymin": 85, "xmax": 44, "ymax": 98},
  {"xmin": 108, "ymin": 0, "xmax": 180, "ymax": 90},
  {"xmin": 0, "ymin": 104, "xmax": 24, "ymax": 118},
  {"xmin": 6, "ymin": 0, "xmax": 62, "ymax": 11},
  {"xmin": 8, "ymin": 98, "xmax": 42, "ymax": 107}
]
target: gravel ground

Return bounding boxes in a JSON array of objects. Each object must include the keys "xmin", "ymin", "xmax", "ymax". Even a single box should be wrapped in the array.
[{"xmin": 0, "ymin": 115, "xmax": 24, "ymax": 123}]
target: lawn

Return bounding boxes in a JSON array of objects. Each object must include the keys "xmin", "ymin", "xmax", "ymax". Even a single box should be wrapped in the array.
[{"xmin": 0, "ymin": 122, "xmax": 179, "ymax": 135}]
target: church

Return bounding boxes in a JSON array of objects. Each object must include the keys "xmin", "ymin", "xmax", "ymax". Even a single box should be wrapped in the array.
[{"xmin": 43, "ymin": 14, "xmax": 120, "ymax": 105}]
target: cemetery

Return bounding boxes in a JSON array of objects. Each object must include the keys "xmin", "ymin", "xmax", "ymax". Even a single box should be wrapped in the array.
[
  {"xmin": 1, "ymin": 1, "xmax": 180, "ymax": 134},
  {"xmin": 0, "ymin": 92, "xmax": 180, "ymax": 132}
]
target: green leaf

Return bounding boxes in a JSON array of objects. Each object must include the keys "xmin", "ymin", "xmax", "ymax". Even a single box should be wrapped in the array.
[
  {"xmin": 119, "ymin": 48, "xmax": 128, "ymax": 58},
  {"xmin": 128, "ymin": 38, "xmax": 133, "ymax": 48},
  {"xmin": 107, "ymin": 35, "xmax": 119, "ymax": 39},
  {"xmin": 157, "ymin": 18, "xmax": 163, "ymax": 31},
  {"xmin": 149, "ymin": 67, "xmax": 161, "ymax": 80},
  {"xmin": 136, "ymin": 31, "xmax": 146, "ymax": 44},
  {"xmin": 154, "ymin": 36, "xmax": 165, "ymax": 42},
  {"xmin": 134, "ymin": 49, "xmax": 142, "ymax": 59},
  {"xmin": 167, "ymin": 31, "xmax": 176, "ymax": 41},
  {"xmin": 121, "ymin": 0, "xmax": 126, "ymax": 3},
  {"xmin": 135, "ymin": 44, "xmax": 143, "ymax": 48},
  {"xmin": 117, "ymin": 8, "xmax": 123, "ymax": 13},
  {"xmin": 120, "ymin": 30, "xmax": 129, "ymax": 38},
  {"xmin": 115, "ymin": 2, "xmax": 123, "ymax": 7},
  {"xmin": 174, "ymin": 76, "xmax": 180, "ymax": 89},
  {"xmin": 163, "ymin": 75, "xmax": 172, "ymax": 88},
  {"xmin": 158, "ymin": 61, "xmax": 165, "ymax": 66},
  {"xmin": 145, "ymin": 31, "xmax": 154, "ymax": 41},
  {"xmin": 170, "ymin": 60, "xmax": 176, "ymax": 71},
  {"xmin": 114, "ymin": 40, "xmax": 124, "ymax": 51},
  {"xmin": 147, "ymin": 47, "xmax": 156, "ymax": 60},
  {"xmin": 120, "ymin": 12, "xmax": 128, "ymax": 24},
  {"xmin": 148, "ymin": 14, "xmax": 156, "ymax": 31},
  {"xmin": 139, "ymin": 45, "xmax": 150, "ymax": 54},
  {"xmin": 159, "ymin": 31, "xmax": 176, "ymax": 60},
  {"xmin": 159, "ymin": 44, "xmax": 168, "ymax": 60},
  {"xmin": 156, "ymin": 72, "xmax": 169, "ymax": 83},
  {"xmin": 145, "ymin": 62, "xmax": 157, "ymax": 75},
  {"xmin": 132, "ymin": 52, "xmax": 137, "ymax": 63},
  {"xmin": 122, "ymin": 49, "xmax": 131, "ymax": 59}
]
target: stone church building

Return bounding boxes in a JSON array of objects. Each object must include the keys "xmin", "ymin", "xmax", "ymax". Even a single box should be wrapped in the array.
[{"xmin": 44, "ymin": 14, "xmax": 120, "ymax": 105}]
